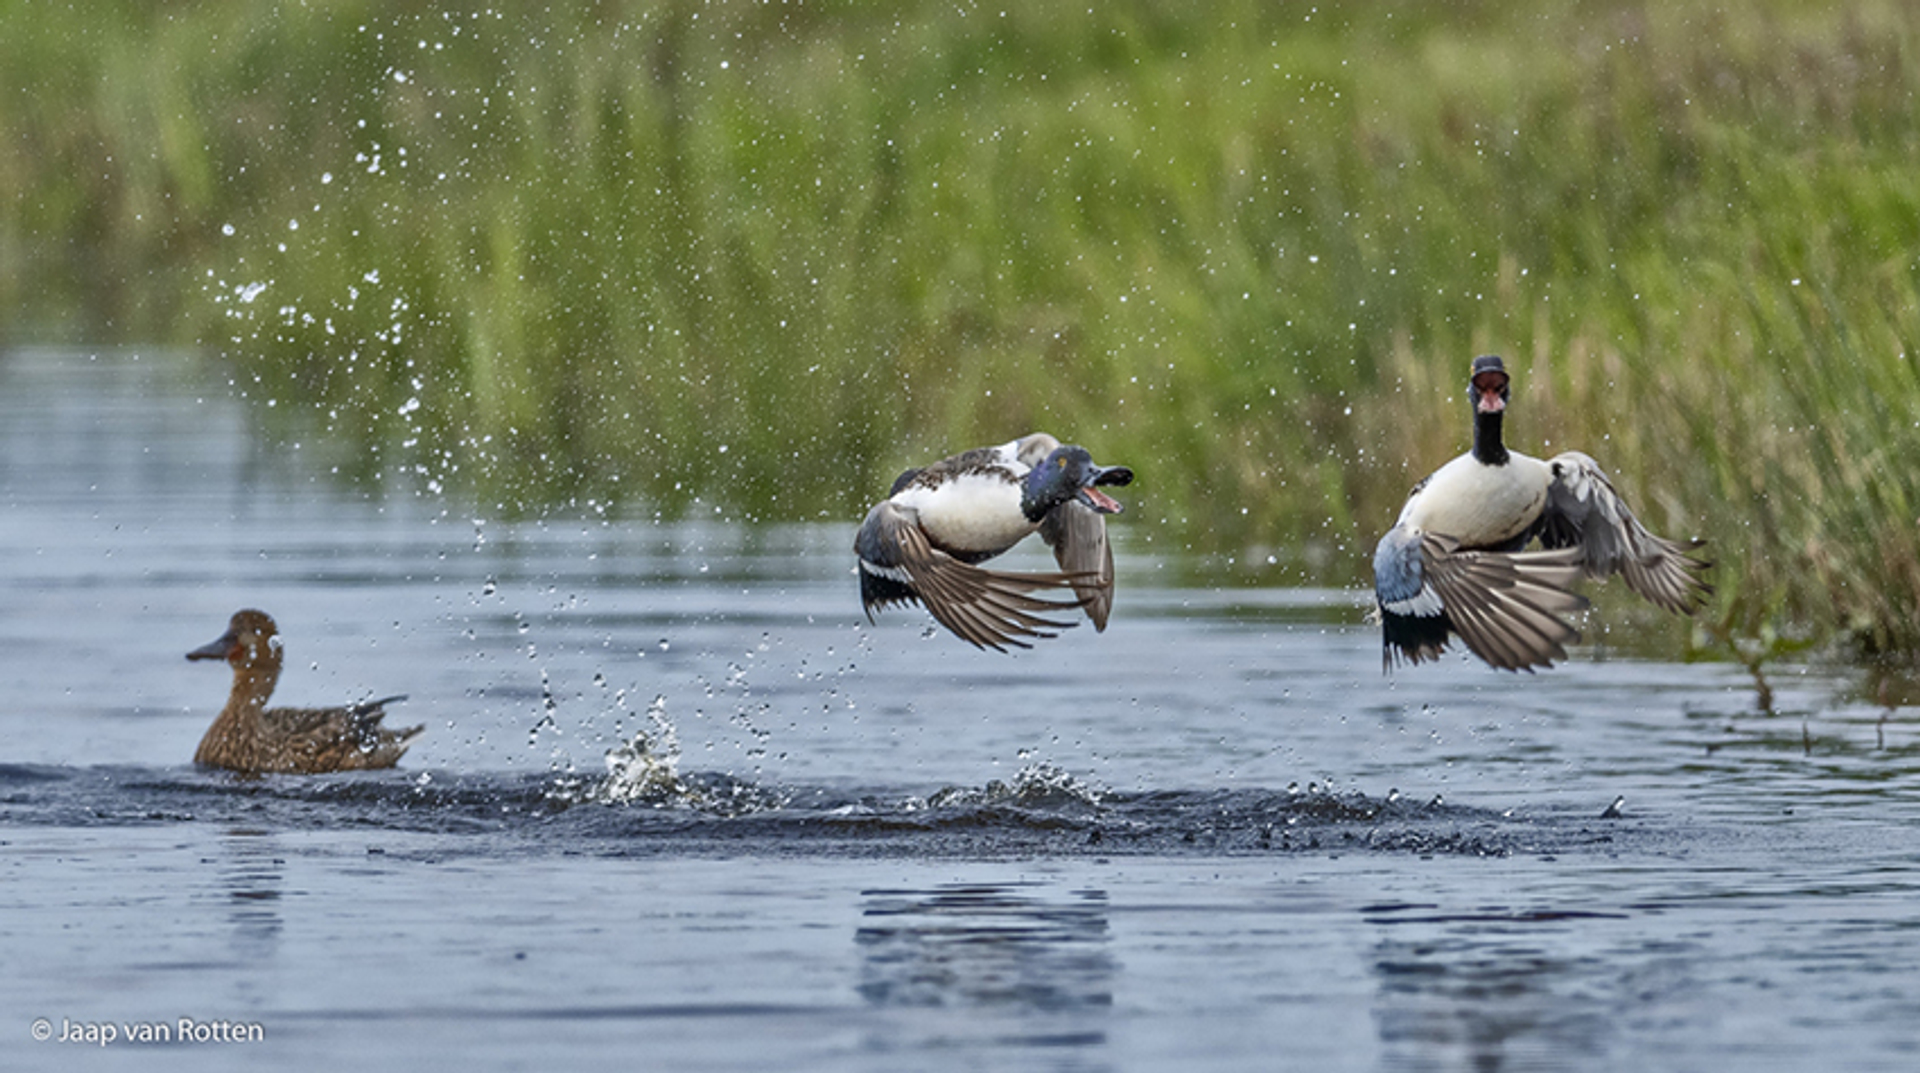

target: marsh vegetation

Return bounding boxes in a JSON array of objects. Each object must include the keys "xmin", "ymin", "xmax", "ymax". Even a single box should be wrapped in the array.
[{"xmin": 4, "ymin": 0, "xmax": 1917, "ymax": 662}]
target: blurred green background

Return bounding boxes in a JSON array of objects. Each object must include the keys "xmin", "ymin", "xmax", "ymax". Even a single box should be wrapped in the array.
[{"xmin": 4, "ymin": 0, "xmax": 1918, "ymax": 663}]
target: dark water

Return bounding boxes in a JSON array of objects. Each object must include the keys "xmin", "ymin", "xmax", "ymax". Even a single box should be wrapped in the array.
[{"xmin": 4, "ymin": 348, "xmax": 1919, "ymax": 1071}]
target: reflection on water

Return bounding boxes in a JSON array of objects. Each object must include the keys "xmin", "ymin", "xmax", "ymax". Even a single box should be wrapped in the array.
[
  {"xmin": 216, "ymin": 829, "xmax": 286, "ymax": 967},
  {"xmin": 1371, "ymin": 932, "xmax": 1615, "ymax": 1071},
  {"xmin": 858, "ymin": 883, "xmax": 1113, "ymax": 1062},
  {"xmin": 858, "ymin": 884, "xmax": 1113, "ymax": 1012}
]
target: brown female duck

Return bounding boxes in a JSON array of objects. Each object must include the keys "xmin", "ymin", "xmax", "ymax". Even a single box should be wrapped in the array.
[{"xmin": 186, "ymin": 609, "xmax": 421, "ymax": 773}]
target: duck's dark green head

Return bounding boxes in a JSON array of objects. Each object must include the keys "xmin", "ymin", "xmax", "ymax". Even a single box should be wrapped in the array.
[{"xmin": 1022, "ymin": 446, "xmax": 1133, "ymax": 522}]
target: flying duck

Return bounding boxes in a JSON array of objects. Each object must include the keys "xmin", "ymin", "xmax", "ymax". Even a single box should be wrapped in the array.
[
  {"xmin": 1373, "ymin": 355, "xmax": 1711, "ymax": 671},
  {"xmin": 856, "ymin": 433, "xmax": 1134, "ymax": 650},
  {"xmin": 187, "ymin": 609, "xmax": 421, "ymax": 773}
]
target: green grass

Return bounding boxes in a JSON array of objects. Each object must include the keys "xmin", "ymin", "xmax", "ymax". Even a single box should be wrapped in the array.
[{"xmin": 5, "ymin": 0, "xmax": 1920, "ymax": 662}]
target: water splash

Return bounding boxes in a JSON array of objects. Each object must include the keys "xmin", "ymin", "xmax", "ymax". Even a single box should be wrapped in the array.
[
  {"xmin": 593, "ymin": 695, "xmax": 689, "ymax": 805},
  {"xmin": 535, "ymin": 694, "xmax": 791, "ymax": 816},
  {"xmin": 921, "ymin": 760, "xmax": 1107, "ymax": 812}
]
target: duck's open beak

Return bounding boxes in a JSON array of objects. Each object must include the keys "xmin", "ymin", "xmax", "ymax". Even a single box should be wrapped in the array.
[
  {"xmin": 1076, "ymin": 464, "xmax": 1133, "ymax": 514},
  {"xmin": 1472, "ymin": 372, "xmax": 1508, "ymax": 414},
  {"xmin": 187, "ymin": 631, "xmax": 238, "ymax": 662},
  {"xmin": 1077, "ymin": 464, "xmax": 1132, "ymax": 514},
  {"xmin": 1078, "ymin": 487, "xmax": 1123, "ymax": 514}
]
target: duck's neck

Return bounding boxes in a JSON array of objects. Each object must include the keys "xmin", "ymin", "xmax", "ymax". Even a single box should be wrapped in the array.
[
  {"xmin": 194, "ymin": 665, "xmax": 279, "ymax": 768},
  {"xmin": 1471, "ymin": 409, "xmax": 1509, "ymax": 466},
  {"xmin": 1020, "ymin": 476, "xmax": 1068, "ymax": 524}
]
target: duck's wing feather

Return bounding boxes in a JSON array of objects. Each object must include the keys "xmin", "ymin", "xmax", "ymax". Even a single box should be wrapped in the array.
[
  {"xmin": 857, "ymin": 500, "xmax": 1092, "ymax": 651},
  {"xmin": 1540, "ymin": 452, "xmax": 1712, "ymax": 614},
  {"xmin": 1377, "ymin": 529, "xmax": 1590, "ymax": 671},
  {"xmin": 1422, "ymin": 535, "xmax": 1591, "ymax": 671},
  {"xmin": 352, "ymin": 694, "xmax": 411, "ymax": 718},
  {"xmin": 857, "ymin": 501, "xmax": 928, "ymax": 615},
  {"xmin": 261, "ymin": 697, "xmax": 421, "ymax": 772},
  {"xmin": 1038, "ymin": 500, "xmax": 1116, "ymax": 630}
]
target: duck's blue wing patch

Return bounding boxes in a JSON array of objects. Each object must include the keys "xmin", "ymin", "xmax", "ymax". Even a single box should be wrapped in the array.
[
  {"xmin": 1372, "ymin": 526, "xmax": 1431, "ymax": 612},
  {"xmin": 856, "ymin": 502, "xmax": 919, "ymax": 616},
  {"xmin": 1373, "ymin": 526, "xmax": 1451, "ymax": 669}
]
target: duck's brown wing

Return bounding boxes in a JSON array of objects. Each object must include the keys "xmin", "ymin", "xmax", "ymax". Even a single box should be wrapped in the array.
[
  {"xmin": 1038, "ymin": 499, "xmax": 1116, "ymax": 630},
  {"xmin": 263, "ymin": 697, "xmax": 421, "ymax": 772},
  {"xmin": 1419, "ymin": 535, "xmax": 1591, "ymax": 671},
  {"xmin": 1541, "ymin": 451, "xmax": 1712, "ymax": 614},
  {"xmin": 856, "ymin": 500, "xmax": 1093, "ymax": 651}
]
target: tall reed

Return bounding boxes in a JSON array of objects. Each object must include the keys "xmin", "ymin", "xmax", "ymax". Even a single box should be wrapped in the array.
[{"xmin": 4, "ymin": 0, "xmax": 1917, "ymax": 660}]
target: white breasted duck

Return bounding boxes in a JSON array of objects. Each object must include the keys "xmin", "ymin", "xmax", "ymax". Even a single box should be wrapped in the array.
[
  {"xmin": 856, "ymin": 433, "xmax": 1134, "ymax": 650},
  {"xmin": 1373, "ymin": 355, "xmax": 1711, "ymax": 671}
]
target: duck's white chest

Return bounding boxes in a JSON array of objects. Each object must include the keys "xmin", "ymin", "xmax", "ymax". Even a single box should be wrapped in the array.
[
  {"xmin": 896, "ymin": 474, "xmax": 1035, "ymax": 555},
  {"xmin": 1399, "ymin": 452, "xmax": 1550, "ymax": 547}
]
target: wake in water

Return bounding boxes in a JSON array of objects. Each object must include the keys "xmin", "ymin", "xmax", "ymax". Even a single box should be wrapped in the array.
[
  {"xmin": 0, "ymin": 674, "xmax": 1637, "ymax": 862},
  {"xmin": 556, "ymin": 699, "xmax": 1108, "ymax": 828},
  {"xmin": 914, "ymin": 756, "xmax": 1107, "ymax": 814}
]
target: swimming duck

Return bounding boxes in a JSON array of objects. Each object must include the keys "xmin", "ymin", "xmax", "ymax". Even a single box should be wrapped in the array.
[
  {"xmin": 186, "ymin": 609, "xmax": 421, "ymax": 773},
  {"xmin": 856, "ymin": 433, "xmax": 1134, "ymax": 650},
  {"xmin": 1373, "ymin": 355, "xmax": 1711, "ymax": 671}
]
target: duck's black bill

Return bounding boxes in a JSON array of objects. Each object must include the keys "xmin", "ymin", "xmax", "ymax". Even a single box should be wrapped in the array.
[
  {"xmin": 1092, "ymin": 465, "xmax": 1134, "ymax": 487},
  {"xmin": 187, "ymin": 632, "xmax": 238, "ymax": 661}
]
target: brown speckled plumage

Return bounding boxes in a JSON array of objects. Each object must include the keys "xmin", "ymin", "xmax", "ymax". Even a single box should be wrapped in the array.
[{"xmin": 186, "ymin": 610, "xmax": 421, "ymax": 774}]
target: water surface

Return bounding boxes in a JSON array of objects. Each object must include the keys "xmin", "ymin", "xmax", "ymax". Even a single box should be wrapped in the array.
[{"xmin": 3, "ymin": 348, "xmax": 1917, "ymax": 1071}]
